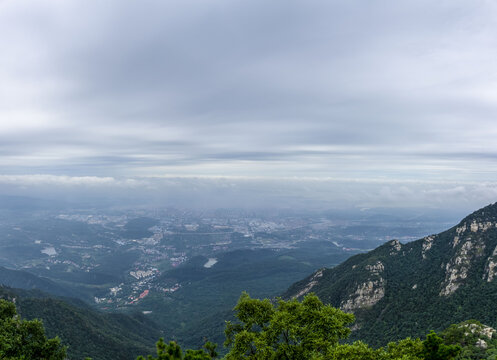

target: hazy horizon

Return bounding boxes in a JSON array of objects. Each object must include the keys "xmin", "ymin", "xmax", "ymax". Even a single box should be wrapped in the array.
[{"xmin": 1, "ymin": 1, "xmax": 497, "ymax": 212}]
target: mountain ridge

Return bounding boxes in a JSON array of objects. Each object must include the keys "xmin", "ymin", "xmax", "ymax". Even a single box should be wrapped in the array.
[
  {"xmin": 284, "ymin": 202, "xmax": 497, "ymax": 346},
  {"xmin": 0, "ymin": 286, "xmax": 161, "ymax": 360}
]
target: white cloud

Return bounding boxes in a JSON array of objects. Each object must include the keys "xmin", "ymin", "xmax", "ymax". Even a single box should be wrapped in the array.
[
  {"xmin": 0, "ymin": 174, "xmax": 142, "ymax": 187},
  {"xmin": 0, "ymin": 174, "xmax": 495, "ymax": 212}
]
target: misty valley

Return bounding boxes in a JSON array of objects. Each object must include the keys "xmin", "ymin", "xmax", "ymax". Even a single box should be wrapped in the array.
[{"xmin": 0, "ymin": 199, "xmax": 459, "ymax": 358}]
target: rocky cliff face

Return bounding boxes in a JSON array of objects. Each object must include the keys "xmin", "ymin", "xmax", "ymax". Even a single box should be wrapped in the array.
[
  {"xmin": 292, "ymin": 269, "xmax": 324, "ymax": 298},
  {"xmin": 439, "ymin": 216, "xmax": 497, "ymax": 295},
  {"xmin": 283, "ymin": 202, "xmax": 497, "ymax": 346},
  {"xmin": 484, "ymin": 245, "xmax": 497, "ymax": 282},
  {"xmin": 340, "ymin": 262, "xmax": 385, "ymax": 312}
]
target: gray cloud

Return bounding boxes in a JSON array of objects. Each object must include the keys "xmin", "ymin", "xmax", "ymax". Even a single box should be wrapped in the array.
[{"xmin": 1, "ymin": 0, "xmax": 497, "ymax": 208}]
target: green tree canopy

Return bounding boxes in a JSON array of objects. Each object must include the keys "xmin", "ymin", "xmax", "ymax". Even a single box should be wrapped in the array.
[
  {"xmin": 421, "ymin": 331, "xmax": 460, "ymax": 360},
  {"xmin": 138, "ymin": 292, "xmax": 467, "ymax": 360},
  {"xmin": 138, "ymin": 338, "xmax": 218, "ymax": 360},
  {"xmin": 224, "ymin": 292, "xmax": 355, "ymax": 359},
  {"xmin": 0, "ymin": 299, "xmax": 66, "ymax": 360}
]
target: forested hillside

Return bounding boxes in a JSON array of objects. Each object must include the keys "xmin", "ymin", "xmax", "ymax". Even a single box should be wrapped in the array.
[
  {"xmin": 285, "ymin": 202, "xmax": 497, "ymax": 347},
  {"xmin": 0, "ymin": 286, "xmax": 161, "ymax": 360}
]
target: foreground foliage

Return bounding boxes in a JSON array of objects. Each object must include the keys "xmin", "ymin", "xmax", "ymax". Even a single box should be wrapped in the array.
[
  {"xmin": 137, "ymin": 338, "xmax": 218, "ymax": 360},
  {"xmin": 0, "ymin": 299, "xmax": 66, "ymax": 360},
  {"xmin": 224, "ymin": 292, "xmax": 354, "ymax": 359},
  {"xmin": 0, "ymin": 286, "xmax": 159, "ymax": 360},
  {"xmin": 2, "ymin": 291, "xmax": 492, "ymax": 359},
  {"xmin": 139, "ymin": 293, "xmax": 469, "ymax": 359}
]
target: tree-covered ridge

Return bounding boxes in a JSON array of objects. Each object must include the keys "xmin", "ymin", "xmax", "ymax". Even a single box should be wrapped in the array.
[
  {"xmin": 0, "ymin": 299, "xmax": 66, "ymax": 360},
  {"xmin": 0, "ymin": 286, "xmax": 161, "ymax": 360},
  {"xmin": 3, "ymin": 290, "xmax": 496, "ymax": 359},
  {"xmin": 139, "ymin": 293, "xmax": 497, "ymax": 359},
  {"xmin": 284, "ymin": 202, "xmax": 497, "ymax": 346}
]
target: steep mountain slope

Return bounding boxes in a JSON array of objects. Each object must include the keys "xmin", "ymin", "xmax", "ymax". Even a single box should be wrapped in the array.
[
  {"xmin": 0, "ymin": 286, "xmax": 161, "ymax": 360},
  {"xmin": 284, "ymin": 202, "xmax": 497, "ymax": 347}
]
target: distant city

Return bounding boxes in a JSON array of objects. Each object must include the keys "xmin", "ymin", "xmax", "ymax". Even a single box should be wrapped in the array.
[{"xmin": 0, "ymin": 205, "xmax": 459, "ymax": 314}]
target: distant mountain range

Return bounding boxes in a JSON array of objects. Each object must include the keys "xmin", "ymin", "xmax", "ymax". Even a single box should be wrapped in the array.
[{"xmin": 284, "ymin": 202, "xmax": 497, "ymax": 346}]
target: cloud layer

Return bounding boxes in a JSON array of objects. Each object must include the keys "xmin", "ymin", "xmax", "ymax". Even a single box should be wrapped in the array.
[
  {"xmin": 0, "ymin": 174, "xmax": 495, "ymax": 214},
  {"xmin": 1, "ymin": 1, "xmax": 497, "ymax": 208}
]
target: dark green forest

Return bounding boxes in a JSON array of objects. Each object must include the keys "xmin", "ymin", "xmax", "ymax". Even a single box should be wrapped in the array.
[
  {"xmin": 3, "ymin": 292, "xmax": 496, "ymax": 360},
  {"xmin": 0, "ymin": 287, "xmax": 160, "ymax": 360},
  {"xmin": 284, "ymin": 203, "xmax": 497, "ymax": 348}
]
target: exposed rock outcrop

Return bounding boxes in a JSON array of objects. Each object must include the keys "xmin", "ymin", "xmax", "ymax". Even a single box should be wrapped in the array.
[
  {"xmin": 340, "ymin": 279, "xmax": 385, "ymax": 312},
  {"xmin": 462, "ymin": 322, "xmax": 496, "ymax": 341},
  {"xmin": 292, "ymin": 269, "xmax": 324, "ymax": 298},
  {"xmin": 389, "ymin": 240, "xmax": 402, "ymax": 255},
  {"xmin": 483, "ymin": 245, "xmax": 497, "ymax": 282},
  {"xmin": 441, "ymin": 239, "xmax": 485, "ymax": 296},
  {"xmin": 470, "ymin": 220, "xmax": 496, "ymax": 233},
  {"xmin": 365, "ymin": 261, "xmax": 384, "ymax": 274},
  {"xmin": 476, "ymin": 339, "xmax": 488, "ymax": 349},
  {"xmin": 341, "ymin": 261, "xmax": 385, "ymax": 312},
  {"xmin": 283, "ymin": 202, "xmax": 497, "ymax": 348},
  {"xmin": 422, "ymin": 235, "xmax": 434, "ymax": 259}
]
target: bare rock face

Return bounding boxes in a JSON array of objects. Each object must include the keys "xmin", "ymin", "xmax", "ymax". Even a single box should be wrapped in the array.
[
  {"xmin": 453, "ymin": 224, "xmax": 466, "ymax": 248},
  {"xmin": 440, "ymin": 219, "xmax": 495, "ymax": 296},
  {"xmin": 463, "ymin": 322, "xmax": 496, "ymax": 348},
  {"xmin": 422, "ymin": 235, "xmax": 435, "ymax": 259},
  {"xmin": 483, "ymin": 245, "xmax": 497, "ymax": 282},
  {"xmin": 365, "ymin": 261, "xmax": 384, "ymax": 274},
  {"xmin": 441, "ymin": 238, "xmax": 485, "ymax": 296},
  {"xmin": 463, "ymin": 322, "xmax": 494, "ymax": 335},
  {"xmin": 476, "ymin": 339, "xmax": 488, "ymax": 349},
  {"xmin": 340, "ymin": 280, "xmax": 385, "ymax": 312},
  {"xmin": 292, "ymin": 269, "xmax": 324, "ymax": 298},
  {"xmin": 456, "ymin": 220, "xmax": 497, "ymax": 238},
  {"xmin": 470, "ymin": 220, "xmax": 497, "ymax": 233},
  {"xmin": 341, "ymin": 261, "xmax": 385, "ymax": 312},
  {"xmin": 440, "ymin": 240, "xmax": 473, "ymax": 296},
  {"xmin": 389, "ymin": 240, "xmax": 402, "ymax": 255}
]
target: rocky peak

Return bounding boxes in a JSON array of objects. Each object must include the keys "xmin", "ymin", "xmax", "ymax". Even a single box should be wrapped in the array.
[
  {"xmin": 457, "ymin": 202, "xmax": 497, "ymax": 233},
  {"xmin": 389, "ymin": 239, "xmax": 402, "ymax": 254}
]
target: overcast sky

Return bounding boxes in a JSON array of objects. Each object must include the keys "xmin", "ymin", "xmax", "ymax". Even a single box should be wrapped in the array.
[{"xmin": 1, "ymin": 0, "xmax": 497, "ymax": 210}]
